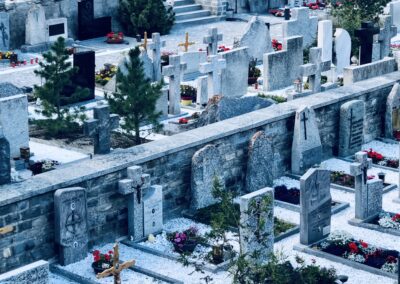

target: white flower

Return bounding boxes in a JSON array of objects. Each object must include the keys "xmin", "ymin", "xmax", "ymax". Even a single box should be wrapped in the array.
[
  {"xmin": 327, "ymin": 230, "xmax": 353, "ymax": 246},
  {"xmin": 346, "ymin": 253, "xmax": 365, "ymax": 263},
  {"xmin": 381, "ymin": 262, "xmax": 398, "ymax": 273},
  {"xmin": 378, "ymin": 215, "xmax": 400, "ymax": 230}
]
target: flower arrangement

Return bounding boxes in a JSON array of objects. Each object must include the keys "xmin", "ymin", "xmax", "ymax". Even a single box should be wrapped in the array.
[
  {"xmin": 106, "ymin": 32, "xmax": 124, "ymax": 44},
  {"xmin": 161, "ymin": 51, "xmax": 176, "ymax": 67},
  {"xmin": 330, "ymin": 171, "xmax": 354, "ymax": 187},
  {"xmin": 377, "ymin": 212, "xmax": 400, "ymax": 230},
  {"xmin": 364, "ymin": 149, "xmax": 399, "ymax": 169},
  {"xmin": 319, "ymin": 231, "xmax": 399, "ymax": 273},
  {"xmin": 178, "ymin": 118, "xmax": 189, "ymax": 124},
  {"xmin": 30, "ymin": 159, "xmax": 59, "ymax": 175},
  {"xmin": 272, "ymin": 39, "xmax": 283, "ymax": 51},
  {"xmin": 168, "ymin": 226, "xmax": 204, "ymax": 254},
  {"xmin": 391, "ymin": 42, "xmax": 400, "ymax": 51},
  {"xmin": 180, "ymin": 85, "xmax": 197, "ymax": 103},
  {"xmin": 0, "ymin": 51, "xmax": 13, "ymax": 60},
  {"xmin": 92, "ymin": 249, "xmax": 114, "ymax": 274},
  {"xmin": 248, "ymin": 58, "xmax": 261, "ymax": 85},
  {"xmin": 217, "ymin": 45, "xmax": 230, "ymax": 53},
  {"xmin": 95, "ymin": 64, "xmax": 117, "ymax": 86}
]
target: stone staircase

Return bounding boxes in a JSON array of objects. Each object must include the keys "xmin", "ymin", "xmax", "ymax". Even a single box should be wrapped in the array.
[{"xmin": 173, "ymin": 0, "xmax": 221, "ymax": 27}]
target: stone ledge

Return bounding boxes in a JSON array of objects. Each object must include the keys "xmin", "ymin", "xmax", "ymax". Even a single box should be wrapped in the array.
[
  {"xmin": 274, "ymin": 199, "xmax": 350, "ymax": 215},
  {"xmin": 348, "ymin": 214, "xmax": 400, "ymax": 237},
  {"xmin": 0, "ymin": 71, "xmax": 400, "ymax": 207}
]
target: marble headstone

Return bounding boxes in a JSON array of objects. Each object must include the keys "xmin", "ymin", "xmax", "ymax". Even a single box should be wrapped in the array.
[
  {"xmin": 385, "ymin": 83, "xmax": 400, "ymax": 138},
  {"xmin": 317, "ymin": 20, "xmax": 333, "ymax": 63},
  {"xmin": 282, "ymin": 8, "xmax": 318, "ymax": 48},
  {"xmin": 191, "ymin": 144, "xmax": 224, "ymax": 209},
  {"xmin": 54, "ymin": 187, "xmax": 88, "ymax": 266},
  {"xmin": 0, "ymin": 128, "xmax": 10, "ymax": 185},
  {"xmin": 338, "ymin": 100, "xmax": 365, "ymax": 157},
  {"xmin": 143, "ymin": 185, "xmax": 163, "ymax": 236},
  {"xmin": 0, "ymin": 260, "xmax": 49, "ymax": 284},
  {"xmin": 25, "ymin": 5, "xmax": 46, "ymax": 46},
  {"xmin": 239, "ymin": 187, "xmax": 274, "ymax": 264},
  {"xmin": 334, "ymin": 28, "xmax": 351, "ymax": 76},
  {"xmin": 291, "ymin": 106, "xmax": 322, "ymax": 175},
  {"xmin": 196, "ymin": 75, "xmax": 208, "ymax": 108},
  {"xmin": 300, "ymin": 168, "xmax": 331, "ymax": 245},
  {"xmin": 0, "ymin": 11, "xmax": 9, "ymax": 51},
  {"xmin": 389, "ymin": 1, "xmax": 400, "ymax": 31},
  {"xmin": 246, "ymin": 131, "xmax": 274, "ymax": 193}
]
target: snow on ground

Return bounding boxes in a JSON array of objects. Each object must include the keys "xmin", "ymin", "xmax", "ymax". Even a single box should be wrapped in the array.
[
  {"xmin": 49, "ymin": 273, "xmax": 78, "ymax": 284},
  {"xmin": 29, "ymin": 141, "xmax": 89, "ymax": 164},
  {"xmin": 273, "ymin": 176, "xmax": 300, "ymax": 188}
]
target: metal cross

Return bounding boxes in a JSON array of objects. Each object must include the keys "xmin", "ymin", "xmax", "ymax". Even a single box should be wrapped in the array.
[
  {"xmin": 178, "ymin": 32, "xmax": 195, "ymax": 52},
  {"xmin": 301, "ymin": 112, "xmax": 308, "ymax": 140}
]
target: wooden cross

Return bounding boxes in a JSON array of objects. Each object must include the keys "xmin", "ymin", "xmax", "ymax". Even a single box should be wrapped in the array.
[
  {"xmin": 141, "ymin": 32, "xmax": 148, "ymax": 50},
  {"xmin": 178, "ymin": 32, "xmax": 195, "ymax": 52},
  {"xmin": 96, "ymin": 242, "xmax": 135, "ymax": 284}
]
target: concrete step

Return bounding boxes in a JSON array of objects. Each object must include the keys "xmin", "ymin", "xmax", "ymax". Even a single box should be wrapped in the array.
[
  {"xmin": 173, "ymin": 0, "xmax": 195, "ymax": 7},
  {"xmin": 173, "ymin": 4, "xmax": 202, "ymax": 13},
  {"xmin": 175, "ymin": 16, "xmax": 221, "ymax": 27},
  {"xmin": 175, "ymin": 10, "xmax": 211, "ymax": 21}
]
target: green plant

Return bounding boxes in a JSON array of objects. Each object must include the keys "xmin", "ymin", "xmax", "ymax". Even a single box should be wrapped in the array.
[
  {"xmin": 119, "ymin": 0, "xmax": 175, "ymax": 36},
  {"xmin": 258, "ymin": 93, "xmax": 287, "ymax": 104},
  {"xmin": 107, "ymin": 47, "xmax": 163, "ymax": 145},
  {"xmin": 248, "ymin": 58, "xmax": 261, "ymax": 78},
  {"xmin": 33, "ymin": 37, "xmax": 88, "ymax": 137},
  {"xmin": 180, "ymin": 85, "xmax": 197, "ymax": 102}
]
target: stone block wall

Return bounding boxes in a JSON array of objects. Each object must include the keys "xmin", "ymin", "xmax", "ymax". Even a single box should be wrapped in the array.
[
  {"xmin": 0, "ymin": 71, "xmax": 399, "ymax": 272},
  {"xmin": 195, "ymin": 0, "xmax": 227, "ymax": 16}
]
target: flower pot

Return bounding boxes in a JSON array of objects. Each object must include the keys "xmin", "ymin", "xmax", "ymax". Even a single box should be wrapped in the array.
[
  {"xmin": 92, "ymin": 261, "xmax": 112, "ymax": 275},
  {"xmin": 174, "ymin": 240, "xmax": 197, "ymax": 254},
  {"xmin": 248, "ymin": 77, "xmax": 258, "ymax": 85},
  {"xmin": 181, "ymin": 99, "xmax": 193, "ymax": 106}
]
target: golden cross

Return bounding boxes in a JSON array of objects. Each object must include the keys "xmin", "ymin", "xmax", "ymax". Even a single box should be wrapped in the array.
[
  {"xmin": 141, "ymin": 32, "xmax": 148, "ymax": 50},
  {"xmin": 96, "ymin": 242, "xmax": 135, "ymax": 284},
  {"xmin": 178, "ymin": 32, "xmax": 195, "ymax": 52}
]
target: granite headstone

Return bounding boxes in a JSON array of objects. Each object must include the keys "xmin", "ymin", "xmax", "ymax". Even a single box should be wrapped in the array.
[{"xmin": 385, "ymin": 83, "xmax": 400, "ymax": 138}]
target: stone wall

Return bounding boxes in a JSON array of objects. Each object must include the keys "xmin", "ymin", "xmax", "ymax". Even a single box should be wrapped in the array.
[
  {"xmin": 194, "ymin": 0, "xmax": 226, "ymax": 16},
  {"xmin": 2, "ymin": 0, "xmax": 119, "ymax": 48},
  {"xmin": 0, "ymin": 71, "xmax": 399, "ymax": 272}
]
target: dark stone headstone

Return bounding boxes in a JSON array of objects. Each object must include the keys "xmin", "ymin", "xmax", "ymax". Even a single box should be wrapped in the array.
[
  {"xmin": 54, "ymin": 187, "xmax": 88, "ymax": 266},
  {"xmin": 0, "ymin": 129, "xmax": 10, "ymax": 185},
  {"xmin": 355, "ymin": 21, "xmax": 380, "ymax": 65},
  {"xmin": 78, "ymin": 0, "xmax": 112, "ymax": 40},
  {"xmin": 72, "ymin": 51, "xmax": 95, "ymax": 99}
]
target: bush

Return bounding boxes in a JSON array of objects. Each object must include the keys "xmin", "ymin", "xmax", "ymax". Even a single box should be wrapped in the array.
[{"xmin": 119, "ymin": 0, "xmax": 175, "ymax": 36}]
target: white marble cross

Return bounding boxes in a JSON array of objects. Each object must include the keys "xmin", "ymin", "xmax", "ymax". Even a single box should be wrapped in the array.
[
  {"xmin": 350, "ymin": 151, "xmax": 372, "ymax": 186},
  {"xmin": 148, "ymin": 33, "xmax": 166, "ymax": 82},
  {"xmin": 162, "ymin": 55, "xmax": 187, "ymax": 115},
  {"xmin": 199, "ymin": 55, "xmax": 226, "ymax": 97},
  {"xmin": 300, "ymin": 47, "xmax": 331, "ymax": 93},
  {"xmin": 376, "ymin": 15, "xmax": 397, "ymax": 60},
  {"xmin": 203, "ymin": 27, "xmax": 223, "ymax": 55}
]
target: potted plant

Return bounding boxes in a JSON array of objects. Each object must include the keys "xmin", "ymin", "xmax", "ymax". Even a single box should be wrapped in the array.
[
  {"xmin": 106, "ymin": 32, "xmax": 124, "ymax": 44},
  {"xmin": 169, "ymin": 226, "xmax": 202, "ymax": 254},
  {"xmin": 92, "ymin": 249, "xmax": 113, "ymax": 274},
  {"xmin": 180, "ymin": 85, "xmax": 197, "ymax": 106},
  {"xmin": 248, "ymin": 58, "xmax": 261, "ymax": 85}
]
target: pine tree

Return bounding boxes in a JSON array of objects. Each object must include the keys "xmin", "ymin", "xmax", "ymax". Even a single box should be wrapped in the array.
[
  {"xmin": 34, "ymin": 37, "xmax": 88, "ymax": 136},
  {"xmin": 107, "ymin": 47, "xmax": 163, "ymax": 145},
  {"xmin": 119, "ymin": 0, "xmax": 175, "ymax": 36}
]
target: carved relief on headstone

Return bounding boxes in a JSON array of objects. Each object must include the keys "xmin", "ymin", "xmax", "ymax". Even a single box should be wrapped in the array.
[
  {"xmin": 339, "ymin": 100, "xmax": 365, "ymax": 157},
  {"xmin": 385, "ymin": 83, "xmax": 400, "ymax": 138},
  {"xmin": 239, "ymin": 187, "xmax": 274, "ymax": 264},
  {"xmin": 54, "ymin": 187, "xmax": 88, "ymax": 266},
  {"xmin": 300, "ymin": 168, "xmax": 331, "ymax": 245}
]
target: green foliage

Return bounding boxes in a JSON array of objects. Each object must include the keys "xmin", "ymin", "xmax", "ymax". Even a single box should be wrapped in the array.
[
  {"xmin": 328, "ymin": 0, "xmax": 391, "ymax": 56},
  {"xmin": 33, "ymin": 37, "xmax": 88, "ymax": 137},
  {"xmin": 107, "ymin": 47, "xmax": 163, "ymax": 145},
  {"xmin": 119, "ymin": 0, "xmax": 175, "ymax": 36},
  {"xmin": 258, "ymin": 93, "xmax": 287, "ymax": 104},
  {"xmin": 248, "ymin": 58, "xmax": 261, "ymax": 78}
]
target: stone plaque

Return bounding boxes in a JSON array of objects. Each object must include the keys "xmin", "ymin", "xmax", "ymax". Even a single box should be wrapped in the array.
[
  {"xmin": 339, "ymin": 100, "xmax": 365, "ymax": 157},
  {"xmin": 55, "ymin": 187, "xmax": 88, "ymax": 266},
  {"xmin": 300, "ymin": 168, "xmax": 331, "ymax": 245},
  {"xmin": 239, "ymin": 187, "xmax": 274, "ymax": 264},
  {"xmin": 143, "ymin": 185, "xmax": 163, "ymax": 236},
  {"xmin": 0, "ymin": 12, "xmax": 9, "ymax": 51},
  {"xmin": 46, "ymin": 18, "xmax": 68, "ymax": 42}
]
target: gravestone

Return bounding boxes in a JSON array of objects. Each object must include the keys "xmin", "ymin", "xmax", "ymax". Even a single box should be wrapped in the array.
[
  {"xmin": 299, "ymin": 47, "xmax": 331, "ymax": 93},
  {"xmin": 203, "ymin": 28, "xmax": 223, "ymax": 56},
  {"xmin": 54, "ymin": 187, "xmax": 88, "ymax": 266},
  {"xmin": 264, "ymin": 36, "xmax": 303, "ymax": 91},
  {"xmin": 71, "ymin": 50, "xmax": 95, "ymax": 102},
  {"xmin": 385, "ymin": 83, "xmax": 400, "ymax": 138},
  {"xmin": 25, "ymin": 5, "xmax": 46, "ymax": 46},
  {"xmin": 139, "ymin": 50, "xmax": 155, "ymax": 80},
  {"xmin": 199, "ymin": 55, "xmax": 226, "ymax": 97},
  {"xmin": 239, "ymin": 187, "xmax": 274, "ymax": 264},
  {"xmin": 376, "ymin": 15, "xmax": 397, "ymax": 60},
  {"xmin": 350, "ymin": 152, "xmax": 383, "ymax": 220},
  {"xmin": 300, "ymin": 168, "xmax": 331, "ymax": 245},
  {"xmin": 0, "ymin": 128, "xmax": 10, "ymax": 185},
  {"xmin": 355, "ymin": 22, "xmax": 380, "ymax": 65},
  {"xmin": 246, "ymin": 131, "xmax": 274, "ymax": 193},
  {"xmin": 317, "ymin": 20, "xmax": 333, "ymax": 63},
  {"xmin": 220, "ymin": 47, "xmax": 249, "ymax": 98},
  {"xmin": 196, "ymin": 75, "xmax": 208, "ymax": 109},
  {"xmin": 118, "ymin": 166, "xmax": 163, "ymax": 241},
  {"xmin": 0, "ymin": 260, "xmax": 49, "ymax": 283},
  {"xmin": 0, "ymin": 11, "xmax": 9, "ymax": 51},
  {"xmin": 78, "ymin": 0, "xmax": 112, "ymax": 40},
  {"xmin": 235, "ymin": 16, "xmax": 273, "ymax": 62},
  {"xmin": 334, "ymin": 28, "xmax": 352, "ymax": 76},
  {"xmin": 339, "ymin": 100, "xmax": 365, "ymax": 157},
  {"xmin": 162, "ymin": 55, "xmax": 187, "ymax": 115},
  {"xmin": 291, "ymin": 106, "xmax": 322, "ymax": 175},
  {"xmin": 46, "ymin": 18, "xmax": 68, "ymax": 42},
  {"xmin": 282, "ymin": 8, "xmax": 318, "ymax": 48},
  {"xmin": 181, "ymin": 51, "xmax": 207, "ymax": 79},
  {"xmin": 389, "ymin": 1, "xmax": 400, "ymax": 31},
  {"xmin": 156, "ymin": 86, "xmax": 169, "ymax": 119},
  {"xmin": 148, "ymin": 33, "xmax": 166, "ymax": 82},
  {"xmin": 83, "ymin": 104, "xmax": 120, "ymax": 154},
  {"xmin": 191, "ymin": 144, "xmax": 224, "ymax": 209}
]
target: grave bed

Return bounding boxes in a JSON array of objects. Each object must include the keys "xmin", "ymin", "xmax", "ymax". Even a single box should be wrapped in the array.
[
  {"xmin": 340, "ymin": 155, "xmax": 399, "ymax": 174},
  {"xmin": 294, "ymin": 240, "xmax": 398, "ymax": 280},
  {"xmin": 348, "ymin": 213, "xmax": 400, "ymax": 237}
]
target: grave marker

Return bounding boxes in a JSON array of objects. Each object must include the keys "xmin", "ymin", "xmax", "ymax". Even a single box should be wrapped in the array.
[
  {"xmin": 162, "ymin": 55, "xmax": 187, "ymax": 115},
  {"xmin": 178, "ymin": 32, "xmax": 195, "ymax": 52},
  {"xmin": 203, "ymin": 28, "xmax": 222, "ymax": 55},
  {"xmin": 300, "ymin": 47, "xmax": 331, "ymax": 93},
  {"xmin": 291, "ymin": 106, "xmax": 322, "ymax": 175},
  {"xmin": 196, "ymin": 75, "xmax": 208, "ymax": 108},
  {"xmin": 385, "ymin": 83, "xmax": 400, "ymax": 138},
  {"xmin": 199, "ymin": 55, "xmax": 226, "ymax": 97},
  {"xmin": 25, "ymin": 5, "xmax": 46, "ymax": 46},
  {"xmin": 339, "ymin": 100, "xmax": 365, "ymax": 157},
  {"xmin": 54, "ymin": 187, "xmax": 88, "ymax": 266},
  {"xmin": 246, "ymin": 131, "xmax": 274, "ymax": 193},
  {"xmin": 0, "ymin": 12, "xmax": 9, "ymax": 51},
  {"xmin": 46, "ymin": 18, "xmax": 68, "ymax": 42},
  {"xmin": 148, "ymin": 33, "xmax": 166, "ymax": 82},
  {"xmin": 0, "ymin": 128, "xmax": 10, "ymax": 185},
  {"xmin": 239, "ymin": 187, "xmax": 274, "ymax": 264},
  {"xmin": 282, "ymin": 8, "xmax": 318, "ymax": 48},
  {"xmin": 83, "ymin": 104, "xmax": 120, "ymax": 155},
  {"xmin": 300, "ymin": 168, "xmax": 331, "ymax": 245},
  {"xmin": 334, "ymin": 28, "xmax": 352, "ymax": 75},
  {"xmin": 376, "ymin": 15, "xmax": 397, "ymax": 60},
  {"xmin": 355, "ymin": 22, "xmax": 380, "ymax": 65},
  {"xmin": 389, "ymin": 1, "xmax": 400, "ymax": 31},
  {"xmin": 317, "ymin": 20, "xmax": 333, "ymax": 63}
]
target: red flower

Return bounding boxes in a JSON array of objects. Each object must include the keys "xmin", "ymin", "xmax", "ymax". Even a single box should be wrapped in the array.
[
  {"xmin": 179, "ymin": 118, "xmax": 189, "ymax": 124},
  {"xmin": 348, "ymin": 242, "xmax": 358, "ymax": 253},
  {"xmin": 93, "ymin": 250, "xmax": 100, "ymax": 256},
  {"xmin": 105, "ymin": 254, "xmax": 110, "ymax": 261},
  {"xmin": 386, "ymin": 255, "xmax": 397, "ymax": 263},
  {"xmin": 93, "ymin": 254, "xmax": 100, "ymax": 262},
  {"xmin": 109, "ymin": 250, "xmax": 113, "ymax": 254},
  {"xmin": 359, "ymin": 240, "xmax": 368, "ymax": 248}
]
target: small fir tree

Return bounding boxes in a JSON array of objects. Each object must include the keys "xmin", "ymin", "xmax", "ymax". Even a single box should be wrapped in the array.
[
  {"xmin": 34, "ymin": 37, "xmax": 88, "ymax": 137},
  {"xmin": 107, "ymin": 47, "xmax": 163, "ymax": 145},
  {"xmin": 119, "ymin": 0, "xmax": 175, "ymax": 36}
]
